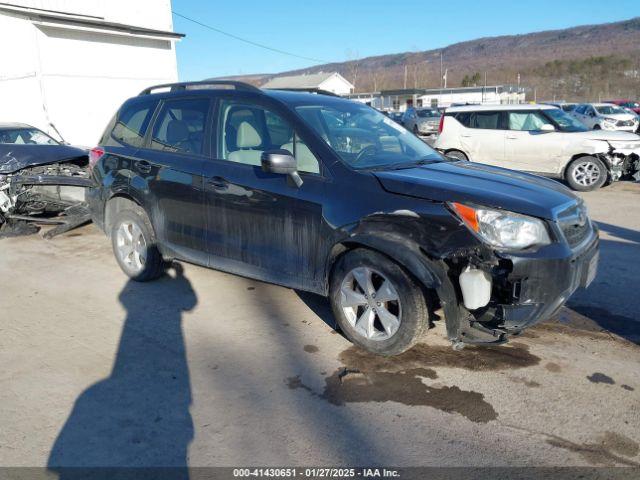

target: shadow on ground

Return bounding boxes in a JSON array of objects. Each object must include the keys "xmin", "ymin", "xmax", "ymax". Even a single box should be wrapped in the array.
[
  {"xmin": 567, "ymin": 221, "xmax": 640, "ymax": 343},
  {"xmin": 47, "ymin": 264, "xmax": 196, "ymax": 478}
]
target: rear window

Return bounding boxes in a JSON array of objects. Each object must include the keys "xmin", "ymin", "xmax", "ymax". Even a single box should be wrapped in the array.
[{"xmin": 111, "ymin": 99, "xmax": 157, "ymax": 147}]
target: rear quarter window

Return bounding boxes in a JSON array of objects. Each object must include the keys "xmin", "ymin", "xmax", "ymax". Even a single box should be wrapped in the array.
[{"xmin": 110, "ymin": 98, "xmax": 158, "ymax": 147}]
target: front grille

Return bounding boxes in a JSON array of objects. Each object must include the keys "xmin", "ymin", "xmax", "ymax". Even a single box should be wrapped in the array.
[
  {"xmin": 562, "ymin": 222, "xmax": 591, "ymax": 248},
  {"xmin": 557, "ymin": 203, "xmax": 592, "ymax": 248},
  {"xmin": 617, "ymin": 119, "xmax": 634, "ymax": 127}
]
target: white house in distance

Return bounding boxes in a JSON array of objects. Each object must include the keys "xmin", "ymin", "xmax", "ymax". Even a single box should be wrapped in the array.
[
  {"xmin": 349, "ymin": 85, "xmax": 526, "ymax": 111},
  {"xmin": 262, "ymin": 72, "xmax": 354, "ymax": 96},
  {"xmin": 0, "ymin": 0, "xmax": 183, "ymax": 146}
]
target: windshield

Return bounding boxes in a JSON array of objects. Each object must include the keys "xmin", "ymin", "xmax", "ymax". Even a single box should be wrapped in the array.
[
  {"xmin": 416, "ymin": 109, "xmax": 440, "ymax": 118},
  {"xmin": 620, "ymin": 102, "xmax": 639, "ymax": 109},
  {"xmin": 595, "ymin": 105, "xmax": 626, "ymax": 115},
  {"xmin": 0, "ymin": 128, "xmax": 59, "ymax": 145},
  {"xmin": 295, "ymin": 102, "xmax": 443, "ymax": 170},
  {"xmin": 544, "ymin": 108, "xmax": 588, "ymax": 132}
]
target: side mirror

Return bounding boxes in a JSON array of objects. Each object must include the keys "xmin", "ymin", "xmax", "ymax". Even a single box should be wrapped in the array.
[
  {"xmin": 539, "ymin": 124, "xmax": 555, "ymax": 132},
  {"xmin": 261, "ymin": 149, "xmax": 303, "ymax": 187}
]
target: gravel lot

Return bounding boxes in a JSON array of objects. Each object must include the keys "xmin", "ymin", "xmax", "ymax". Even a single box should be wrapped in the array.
[{"xmin": 0, "ymin": 181, "xmax": 638, "ymax": 469}]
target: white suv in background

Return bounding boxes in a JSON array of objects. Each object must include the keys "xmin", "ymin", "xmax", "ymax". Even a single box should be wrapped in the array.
[
  {"xmin": 572, "ymin": 103, "xmax": 639, "ymax": 132},
  {"xmin": 434, "ymin": 104, "xmax": 640, "ymax": 191}
]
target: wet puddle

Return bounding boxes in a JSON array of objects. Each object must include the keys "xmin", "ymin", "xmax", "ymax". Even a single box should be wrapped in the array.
[
  {"xmin": 337, "ymin": 341, "xmax": 540, "ymax": 374},
  {"xmin": 287, "ymin": 342, "xmax": 542, "ymax": 423}
]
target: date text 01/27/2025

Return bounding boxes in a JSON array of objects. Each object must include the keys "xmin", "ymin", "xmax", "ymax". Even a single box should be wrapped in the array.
[{"xmin": 232, "ymin": 468, "xmax": 400, "ymax": 478}]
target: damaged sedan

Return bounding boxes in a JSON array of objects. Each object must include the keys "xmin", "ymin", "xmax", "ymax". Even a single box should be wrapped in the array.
[
  {"xmin": 89, "ymin": 82, "xmax": 599, "ymax": 355},
  {"xmin": 0, "ymin": 123, "xmax": 93, "ymax": 238}
]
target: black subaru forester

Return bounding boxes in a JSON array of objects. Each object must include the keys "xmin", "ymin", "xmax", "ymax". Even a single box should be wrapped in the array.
[{"xmin": 87, "ymin": 81, "xmax": 599, "ymax": 356}]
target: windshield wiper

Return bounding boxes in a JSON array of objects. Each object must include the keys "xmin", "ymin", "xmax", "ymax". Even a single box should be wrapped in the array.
[{"xmin": 382, "ymin": 158, "xmax": 443, "ymax": 170}]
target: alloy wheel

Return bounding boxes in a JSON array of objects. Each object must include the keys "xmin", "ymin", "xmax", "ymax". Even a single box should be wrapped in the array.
[
  {"xmin": 572, "ymin": 161, "xmax": 601, "ymax": 187},
  {"xmin": 340, "ymin": 266, "xmax": 401, "ymax": 341},
  {"xmin": 116, "ymin": 221, "xmax": 147, "ymax": 272}
]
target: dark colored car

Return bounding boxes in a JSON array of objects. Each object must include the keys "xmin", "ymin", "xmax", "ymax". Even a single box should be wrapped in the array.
[
  {"xmin": 0, "ymin": 123, "xmax": 92, "ymax": 237},
  {"xmin": 88, "ymin": 81, "xmax": 599, "ymax": 356}
]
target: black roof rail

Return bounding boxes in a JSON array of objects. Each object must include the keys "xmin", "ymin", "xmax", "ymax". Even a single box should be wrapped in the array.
[
  {"xmin": 139, "ymin": 80, "xmax": 261, "ymax": 96},
  {"xmin": 264, "ymin": 87, "xmax": 341, "ymax": 97}
]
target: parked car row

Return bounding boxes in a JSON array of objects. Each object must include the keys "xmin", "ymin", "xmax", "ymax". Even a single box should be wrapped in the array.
[{"xmin": 4, "ymin": 84, "xmax": 632, "ymax": 355}]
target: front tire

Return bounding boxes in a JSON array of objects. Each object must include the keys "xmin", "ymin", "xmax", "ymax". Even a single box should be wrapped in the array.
[
  {"xmin": 330, "ymin": 248, "xmax": 428, "ymax": 356},
  {"xmin": 111, "ymin": 206, "xmax": 165, "ymax": 281},
  {"xmin": 445, "ymin": 150, "xmax": 469, "ymax": 161},
  {"xmin": 565, "ymin": 156, "xmax": 607, "ymax": 191}
]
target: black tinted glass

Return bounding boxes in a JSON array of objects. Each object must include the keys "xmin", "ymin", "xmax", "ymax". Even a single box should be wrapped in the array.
[
  {"xmin": 472, "ymin": 112, "xmax": 501, "ymax": 129},
  {"xmin": 150, "ymin": 98, "xmax": 210, "ymax": 155},
  {"xmin": 112, "ymin": 99, "xmax": 157, "ymax": 147}
]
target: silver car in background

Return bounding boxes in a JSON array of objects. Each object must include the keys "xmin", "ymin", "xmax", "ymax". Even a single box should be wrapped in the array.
[{"xmin": 401, "ymin": 107, "xmax": 442, "ymax": 136}]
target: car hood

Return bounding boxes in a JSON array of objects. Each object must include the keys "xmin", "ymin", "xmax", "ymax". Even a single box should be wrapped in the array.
[
  {"xmin": 569, "ymin": 130, "xmax": 640, "ymax": 141},
  {"xmin": 0, "ymin": 144, "xmax": 88, "ymax": 174},
  {"xmin": 374, "ymin": 161, "xmax": 577, "ymax": 220},
  {"xmin": 600, "ymin": 113, "xmax": 637, "ymax": 121}
]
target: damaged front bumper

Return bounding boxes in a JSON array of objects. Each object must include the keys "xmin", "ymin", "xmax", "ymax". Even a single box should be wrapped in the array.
[
  {"xmin": 437, "ymin": 223, "xmax": 599, "ymax": 346},
  {"xmin": 0, "ymin": 163, "xmax": 93, "ymax": 238},
  {"xmin": 603, "ymin": 143, "xmax": 640, "ymax": 181}
]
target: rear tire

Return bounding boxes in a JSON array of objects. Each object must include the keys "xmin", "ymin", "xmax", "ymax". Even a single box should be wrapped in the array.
[
  {"xmin": 445, "ymin": 150, "xmax": 469, "ymax": 161},
  {"xmin": 565, "ymin": 156, "xmax": 607, "ymax": 191},
  {"xmin": 110, "ymin": 205, "xmax": 165, "ymax": 282},
  {"xmin": 330, "ymin": 248, "xmax": 428, "ymax": 356}
]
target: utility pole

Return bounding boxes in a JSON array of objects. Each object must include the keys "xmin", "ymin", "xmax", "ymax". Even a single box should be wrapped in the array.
[
  {"xmin": 404, "ymin": 64, "xmax": 408, "ymax": 89},
  {"xmin": 440, "ymin": 52, "xmax": 443, "ymax": 88}
]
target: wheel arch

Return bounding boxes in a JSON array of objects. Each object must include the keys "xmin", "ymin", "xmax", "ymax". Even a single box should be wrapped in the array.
[
  {"xmin": 444, "ymin": 148, "xmax": 469, "ymax": 160},
  {"xmin": 561, "ymin": 153, "xmax": 610, "ymax": 180},
  {"xmin": 104, "ymin": 194, "xmax": 142, "ymax": 237},
  {"xmin": 325, "ymin": 234, "xmax": 444, "ymax": 296}
]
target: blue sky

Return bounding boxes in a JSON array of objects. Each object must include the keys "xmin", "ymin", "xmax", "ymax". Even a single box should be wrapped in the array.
[{"xmin": 172, "ymin": 0, "xmax": 640, "ymax": 81}]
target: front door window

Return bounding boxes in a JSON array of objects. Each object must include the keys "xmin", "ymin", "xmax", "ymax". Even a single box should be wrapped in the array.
[{"xmin": 217, "ymin": 100, "xmax": 319, "ymax": 174}]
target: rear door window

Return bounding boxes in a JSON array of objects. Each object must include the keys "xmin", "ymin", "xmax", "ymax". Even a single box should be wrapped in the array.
[
  {"xmin": 111, "ymin": 99, "xmax": 157, "ymax": 147},
  {"xmin": 470, "ymin": 111, "xmax": 502, "ymax": 129},
  {"xmin": 149, "ymin": 98, "xmax": 210, "ymax": 155}
]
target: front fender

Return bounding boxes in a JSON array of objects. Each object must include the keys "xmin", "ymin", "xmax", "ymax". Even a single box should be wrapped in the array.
[{"xmin": 338, "ymin": 232, "xmax": 443, "ymax": 290}]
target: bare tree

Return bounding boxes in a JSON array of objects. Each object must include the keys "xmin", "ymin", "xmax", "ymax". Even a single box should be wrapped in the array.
[{"xmin": 345, "ymin": 49, "xmax": 360, "ymax": 92}]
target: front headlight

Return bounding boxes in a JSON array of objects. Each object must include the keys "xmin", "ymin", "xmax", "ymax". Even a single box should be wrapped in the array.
[
  {"xmin": 603, "ymin": 117, "xmax": 617, "ymax": 124},
  {"xmin": 450, "ymin": 203, "xmax": 551, "ymax": 250}
]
